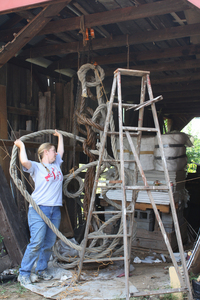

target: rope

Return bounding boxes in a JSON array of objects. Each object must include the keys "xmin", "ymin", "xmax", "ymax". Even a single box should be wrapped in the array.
[{"xmin": 77, "ymin": 63, "xmax": 105, "ymax": 98}]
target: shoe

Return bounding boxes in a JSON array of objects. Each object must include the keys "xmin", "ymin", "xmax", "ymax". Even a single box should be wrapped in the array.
[
  {"xmin": 18, "ymin": 274, "xmax": 31, "ymax": 285},
  {"xmin": 38, "ymin": 270, "xmax": 53, "ymax": 281},
  {"xmin": 30, "ymin": 273, "xmax": 39, "ymax": 283}
]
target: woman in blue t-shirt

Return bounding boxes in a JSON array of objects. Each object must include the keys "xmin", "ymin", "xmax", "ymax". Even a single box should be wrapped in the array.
[{"xmin": 14, "ymin": 130, "xmax": 64, "ymax": 286}]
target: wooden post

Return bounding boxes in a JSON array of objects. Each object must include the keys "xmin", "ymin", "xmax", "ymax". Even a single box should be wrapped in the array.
[
  {"xmin": 0, "ymin": 85, "xmax": 10, "ymax": 184},
  {"xmin": 55, "ymin": 82, "xmax": 64, "ymax": 128},
  {"xmin": 38, "ymin": 92, "xmax": 46, "ymax": 143},
  {"xmin": 44, "ymin": 91, "xmax": 52, "ymax": 142}
]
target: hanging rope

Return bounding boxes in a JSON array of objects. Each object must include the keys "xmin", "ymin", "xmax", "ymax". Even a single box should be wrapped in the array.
[{"xmin": 77, "ymin": 63, "xmax": 105, "ymax": 98}]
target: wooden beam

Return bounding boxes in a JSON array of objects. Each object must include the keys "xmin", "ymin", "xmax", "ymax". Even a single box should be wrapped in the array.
[
  {"xmin": 20, "ymin": 23, "xmax": 200, "ymax": 58},
  {"xmin": 121, "ymin": 81, "xmax": 200, "ymax": 97},
  {"xmin": 158, "ymin": 90, "xmax": 200, "ymax": 99},
  {"xmin": 161, "ymin": 106, "xmax": 200, "ymax": 113},
  {"xmin": 7, "ymin": 106, "xmax": 38, "ymax": 117},
  {"xmin": 120, "ymin": 72, "xmax": 200, "ymax": 86},
  {"xmin": 0, "ymin": 1, "xmax": 71, "ymax": 68},
  {"xmin": 158, "ymin": 98, "xmax": 200, "ymax": 107},
  {"xmin": 150, "ymin": 72, "xmax": 200, "ymax": 85},
  {"xmin": 104, "ymin": 58, "xmax": 200, "ymax": 77},
  {"xmin": 0, "ymin": 0, "xmax": 191, "ymax": 42},
  {"xmin": 40, "ymin": 0, "xmax": 191, "ymax": 35},
  {"xmin": 148, "ymin": 81, "xmax": 200, "ymax": 93},
  {"xmin": 47, "ymin": 44, "xmax": 200, "ymax": 71}
]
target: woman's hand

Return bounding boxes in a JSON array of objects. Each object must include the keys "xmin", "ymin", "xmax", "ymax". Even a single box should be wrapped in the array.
[
  {"xmin": 14, "ymin": 139, "xmax": 24, "ymax": 149},
  {"xmin": 53, "ymin": 129, "xmax": 61, "ymax": 137}
]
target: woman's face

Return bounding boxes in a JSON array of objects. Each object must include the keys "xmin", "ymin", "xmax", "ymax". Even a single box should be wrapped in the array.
[{"xmin": 47, "ymin": 146, "xmax": 57, "ymax": 163}]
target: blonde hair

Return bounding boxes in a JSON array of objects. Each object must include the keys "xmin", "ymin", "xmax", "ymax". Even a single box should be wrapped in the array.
[{"xmin": 38, "ymin": 143, "xmax": 55, "ymax": 173}]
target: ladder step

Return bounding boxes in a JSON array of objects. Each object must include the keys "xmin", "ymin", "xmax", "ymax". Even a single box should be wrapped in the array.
[
  {"xmin": 83, "ymin": 257, "xmax": 125, "ymax": 263},
  {"xmin": 125, "ymin": 185, "xmax": 169, "ymax": 190},
  {"xmin": 98, "ymin": 180, "xmax": 122, "ymax": 184},
  {"xmin": 107, "ymin": 131, "xmax": 139, "ymax": 136},
  {"xmin": 115, "ymin": 68, "xmax": 150, "ymax": 77},
  {"xmin": 112, "ymin": 103, "xmax": 138, "ymax": 108},
  {"xmin": 102, "ymin": 159, "xmax": 136, "ymax": 163},
  {"xmin": 134, "ymin": 95, "xmax": 163, "ymax": 111},
  {"xmin": 87, "ymin": 234, "xmax": 131, "ymax": 239},
  {"xmin": 122, "ymin": 126, "xmax": 158, "ymax": 132},
  {"xmin": 92, "ymin": 210, "xmax": 134, "ymax": 214},
  {"xmin": 100, "ymin": 186, "xmax": 121, "ymax": 189},
  {"xmin": 126, "ymin": 95, "xmax": 163, "ymax": 112}
]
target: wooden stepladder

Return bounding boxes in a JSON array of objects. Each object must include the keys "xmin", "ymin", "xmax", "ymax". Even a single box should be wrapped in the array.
[{"xmin": 77, "ymin": 68, "xmax": 193, "ymax": 300}]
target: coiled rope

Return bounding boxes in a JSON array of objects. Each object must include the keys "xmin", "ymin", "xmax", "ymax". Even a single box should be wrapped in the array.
[{"xmin": 77, "ymin": 63, "xmax": 105, "ymax": 98}]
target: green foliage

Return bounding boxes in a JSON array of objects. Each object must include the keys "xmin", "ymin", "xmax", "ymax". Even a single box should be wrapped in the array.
[
  {"xmin": 182, "ymin": 121, "xmax": 200, "ymax": 173},
  {"xmin": 189, "ymin": 271, "xmax": 200, "ymax": 282}
]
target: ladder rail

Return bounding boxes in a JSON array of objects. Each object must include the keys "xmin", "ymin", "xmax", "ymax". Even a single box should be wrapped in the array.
[
  {"xmin": 146, "ymin": 74, "xmax": 193, "ymax": 299},
  {"xmin": 127, "ymin": 74, "xmax": 147, "ymax": 269},
  {"xmin": 117, "ymin": 70, "xmax": 130, "ymax": 300},
  {"xmin": 125, "ymin": 130, "xmax": 185, "ymax": 287}
]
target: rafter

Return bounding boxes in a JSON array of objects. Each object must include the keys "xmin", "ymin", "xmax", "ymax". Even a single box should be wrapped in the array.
[
  {"xmin": 0, "ymin": 0, "xmax": 191, "ymax": 42},
  {"xmin": 104, "ymin": 59, "xmax": 200, "ymax": 77},
  {"xmin": 0, "ymin": 1, "xmax": 71, "ymax": 68},
  {"xmin": 40, "ymin": 0, "xmax": 191, "ymax": 35},
  {"xmin": 46, "ymin": 44, "xmax": 200, "ymax": 71},
  {"xmin": 20, "ymin": 23, "xmax": 200, "ymax": 59},
  {"xmin": 121, "ymin": 72, "xmax": 200, "ymax": 86}
]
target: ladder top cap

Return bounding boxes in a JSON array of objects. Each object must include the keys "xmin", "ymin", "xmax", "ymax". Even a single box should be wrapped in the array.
[{"xmin": 114, "ymin": 68, "xmax": 150, "ymax": 76}]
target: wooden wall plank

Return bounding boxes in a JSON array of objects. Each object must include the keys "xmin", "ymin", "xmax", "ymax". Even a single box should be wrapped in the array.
[
  {"xmin": 44, "ymin": 91, "xmax": 52, "ymax": 142},
  {"xmin": 0, "ymin": 164, "xmax": 28, "ymax": 265},
  {"xmin": 0, "ymin": 85, "xmax": 10, "ymax": 184}
]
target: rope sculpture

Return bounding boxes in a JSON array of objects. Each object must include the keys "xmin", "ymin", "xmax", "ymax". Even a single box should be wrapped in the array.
[
  {"xmin": 77, "ymin": 64, "xmax": 105, "ymax": 223},
  {"xmin": 10, "ymin": 64, "xmax": 137, "ymax": 270}
]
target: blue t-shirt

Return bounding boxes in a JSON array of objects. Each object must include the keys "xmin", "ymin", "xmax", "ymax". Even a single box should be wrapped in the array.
[{"xmin": 23, "ymin": 154, "xmax": 63, "ymax": 206}]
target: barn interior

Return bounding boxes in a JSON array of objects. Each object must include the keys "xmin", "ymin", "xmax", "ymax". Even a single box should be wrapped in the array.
[{"xmin": 0, "ymin": 0, "xmax": 200, "ymax": 299}]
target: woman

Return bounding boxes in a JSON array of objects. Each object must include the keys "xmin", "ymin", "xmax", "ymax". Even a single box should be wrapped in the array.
[{"xmin": 14, "ymin": 130, "xmax": 64, "ymax": 285}]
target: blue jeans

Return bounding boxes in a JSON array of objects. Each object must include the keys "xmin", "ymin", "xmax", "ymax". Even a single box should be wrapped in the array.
[{"xmin": 19, "ymin": 206, "xmax": 61, "ymax": 277}]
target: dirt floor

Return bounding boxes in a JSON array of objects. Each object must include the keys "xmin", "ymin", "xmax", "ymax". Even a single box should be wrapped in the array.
[
  {"xmin": 0, "ymin": 248, "xmax": 196, "ymax": 300},
  {"xmin": 0, "ymin": 262, "xmax": 183, "ymax": 300}
]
